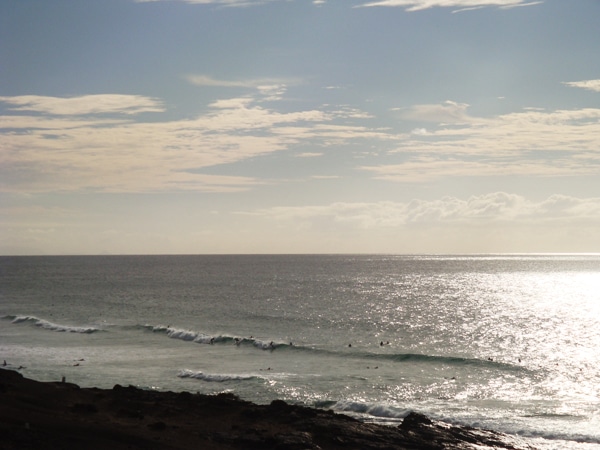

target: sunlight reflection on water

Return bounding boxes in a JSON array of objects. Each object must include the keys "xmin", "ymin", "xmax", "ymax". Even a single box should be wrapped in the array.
[{"xmin": 2, "ymin": 254, "xmax": 600, "ymax": 448}]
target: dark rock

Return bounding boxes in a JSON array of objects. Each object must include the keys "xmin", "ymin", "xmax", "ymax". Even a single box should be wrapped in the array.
[
  {"xmin": 0, "ymin": 369, "xmax": 538, "ymax": 450},
  {"xmin": 71, "ymin": 403, "xmax": 98, "ymax": 414},
  {"xmin": 400, "ymin": 411, "xmax": 434, "ymax": 428},
  {"xmin": 148, "ymin": 421, "xmax": 167, "ymax": 431}
]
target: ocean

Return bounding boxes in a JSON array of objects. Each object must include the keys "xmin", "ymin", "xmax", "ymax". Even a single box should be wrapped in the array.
[{"xmin": 1, "ymin": 254, "xmax": 599, "ymax": 449}]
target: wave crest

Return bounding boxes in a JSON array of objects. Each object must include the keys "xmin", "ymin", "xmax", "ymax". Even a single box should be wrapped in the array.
[
  {"xmin": 6, "ymin": 315, "xmax": 100, "ymax": 334},
  {"xmin": 146, "ymin": 324, "xmax": 287, "ymax": 350},
  {"xmin": 178, "ymin": 369, "xmax": 260, "ymax": 382},
  {"xmin": 331, "ymin": 400, "xmax": 410, "ymax": 419}
]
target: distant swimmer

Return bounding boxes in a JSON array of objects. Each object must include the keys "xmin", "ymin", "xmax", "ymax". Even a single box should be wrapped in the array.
[
  {"xmin": 210, "ymin": 337, "xmax": 215, "ymax": 345},
  {"xmin": 2, "ymin": 360, "xmax": 6, "ymax": 366},
  {"xmin": 380, "ymin": 341, "xmax": 384, "ymax": 346},
  {"xmin": 348, "ymin": 344, "xmax": 352, "ymax": 348}
]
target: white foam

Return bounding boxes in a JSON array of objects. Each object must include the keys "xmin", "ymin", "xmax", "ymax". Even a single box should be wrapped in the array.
[
  {"xmin": 332, "ymin": 400, "xmax": 410, "ymax": 419},
  {"xmin": 11, "ymin": 315, "xmax": 100, "ymax": 334},
  {"xmin": 253, "ymin": 340, "xmax": 277, "ymax": 350},
  {"xmin": 178, "ymin": 369, "xmax": 258, "ymax": 382},
  {"xmin": 151, "ymin": 325, "xmax": 216, "ymax": 344}
]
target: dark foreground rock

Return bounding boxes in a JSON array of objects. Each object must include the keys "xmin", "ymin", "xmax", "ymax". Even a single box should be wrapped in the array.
[{"xmin": 0, "ymin": 369, "xmax": 536, "ymax": 449}]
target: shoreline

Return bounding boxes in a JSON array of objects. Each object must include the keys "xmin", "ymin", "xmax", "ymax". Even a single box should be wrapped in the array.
[{"xmin": 0, "ymin": 368, "xmax": 536, "ymax": 449}]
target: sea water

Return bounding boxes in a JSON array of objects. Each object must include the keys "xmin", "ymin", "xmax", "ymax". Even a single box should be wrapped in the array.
[{"xmin": 1, "ymin": 254, "xmax": 599, "ymax": 449}]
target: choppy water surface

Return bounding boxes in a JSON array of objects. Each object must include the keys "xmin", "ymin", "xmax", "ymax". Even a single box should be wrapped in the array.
[{"xmin": 1, "ymin": 254, "xmax": 599, "ymax": 449}]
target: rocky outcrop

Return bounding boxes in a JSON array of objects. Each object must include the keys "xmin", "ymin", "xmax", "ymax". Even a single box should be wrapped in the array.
[{"xmin": 0, "ymin": 369, "xmax": 536, "ymax": 449}]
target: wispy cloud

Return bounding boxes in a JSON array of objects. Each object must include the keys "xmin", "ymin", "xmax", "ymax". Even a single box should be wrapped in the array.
[
  {"xmin": 2, "ymin": 89, "xmax": 598, "ymax": 194},
  {"xmin": 361, "ymin": 157, "xmax": 599, "ymax": 183},
  {"xmin": 365, "ymin": 104, "xmax": 600, "ymax": 182},
  {"xmin": 356, "ymin": 0, "xmax": 543, "ymax": 11},
  {"xmin": 397, "ymin": 100, "xmax": 474, "ymax": 124},
  {"xmin": 0, "ymin": 92, "xmax": 386, "ymax": 193},
  {"xmin": 185, "ymin": 74, "xmax": 293, "ymax": 89},
  {"xmin": 295, "ymin": 152, "xmax": 324, "ymax": 158},
  {"xmin": 498, "ymin": 1, "xmax": 543, "ymax": 9},
  {"xmin": 186, "ymin": 75, "xmax": 297, "ymax": 101},
  {"xmin": 248, "ymin": 193, "xmax": 600, "ymax": 228},
  {"xmin": 136, "ymin": 0, "xmax": 542, "ymax": 9},
  {"xmin": 0, "ymin": 94, "xmax": 164, "ymax": 115},
  {"xmin": 563, "ymin": 79, "xmax": 600, "ymax": 93},
  {"xmin": 135, "ymin": 0, "xmax": 282, "ymax": 6}
]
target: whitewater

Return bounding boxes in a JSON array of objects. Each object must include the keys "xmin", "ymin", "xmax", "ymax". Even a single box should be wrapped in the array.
[{"xmin": 1, "ymin": 254, "xmax": 599, "ymax": 449}]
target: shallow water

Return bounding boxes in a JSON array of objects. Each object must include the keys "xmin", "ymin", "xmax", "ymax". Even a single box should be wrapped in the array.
[{"xmin": 1, "ymin": 254, "xmax": 599, "ymax": 448}]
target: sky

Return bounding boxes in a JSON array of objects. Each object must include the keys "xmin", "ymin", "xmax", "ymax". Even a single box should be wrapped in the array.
[{"xmin": 1, "ymin": 0, "xmax": 600, "ymax": 255}]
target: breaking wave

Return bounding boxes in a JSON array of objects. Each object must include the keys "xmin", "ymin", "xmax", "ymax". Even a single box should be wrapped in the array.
[
  {"xmin": 327, "ymin": 400, "xmax": 410, "ymax": 420},
  {"xmin": 178, "ymin": 369, "xmax": 261, "ymax": 382},
  {"xmin": 144, "ymin": 324, "xmax": 289, "ymax": 350},
  {"xmin": 141, "ymin": 323, "xmax": 524, "ymax": 372},
  {"xmin": 3, "ymin": 315, "xmax": 101, "ymax": 334}
]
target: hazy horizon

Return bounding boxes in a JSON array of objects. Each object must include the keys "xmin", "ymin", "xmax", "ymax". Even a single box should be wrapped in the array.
[
  {"xmin": 3, "ymin": 252, "xmax": 600, "ymax": 258},
  {"xmin": 2, "ymin": 0, "xmax": 599, "ymax": 255}
]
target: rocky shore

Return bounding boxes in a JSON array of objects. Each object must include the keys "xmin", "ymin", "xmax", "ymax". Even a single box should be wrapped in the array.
[{"xmin": 0, "ymin": 369, "xmax": 536, "ymax": 449}]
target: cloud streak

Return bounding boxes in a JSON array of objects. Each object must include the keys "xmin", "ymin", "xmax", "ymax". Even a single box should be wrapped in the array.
[
  {"xmin": 2, "ymin": 91, "xmax": 598, "ymax": 193},
  {"xmin": 136, "ymin": 0, "xmax": 543, "ymax": 10},
  {"xmin": 135, "ymin": 0, "xmax": 282, "ymax": 6},
  {"xmin": 185, "ymin": 74, "xmax": 294, "ymax": 89},
  {"xmin": 356, "ymin": 0, "xmax": 542, "ymax": 11},
  {"xmin": 249, "ymin": 193, "xmax": 600, "ymax": 228},
  {"xmin": 563, "ymin": 79, "xmax": 600, "ymax": 93},
  {"xmin": 365, "ymin": 104, "xmax": 600, "ymax": 182},
  {"xmin": 397, "ymin": 100, "xmax": 474, "ymax": 124},
  {"xmin": 0, "ymin": 92, "xmax": 387, "ymax": 193},
  {"xmin": 0, "ymin": 95, "xmax": 164, "ymax": 116}
]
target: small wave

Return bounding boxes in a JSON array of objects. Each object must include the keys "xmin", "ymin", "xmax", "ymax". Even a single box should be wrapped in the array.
[
  {"xmin": 387, "ymin": 352, "xmax": 488, "ymax": 365},
  {"xmin": 145, "ymin": 324, "xmax": 292, "ymax": 350},
  {"xmin": 7, "ymin": 315, "xmax": 101, "ymax": 334},
  {"xmin": 252, "ymin": 339, "xmax": 281, "ymax": 350},
  {"xmin": 140, "ymin": 325, "xmax": 528, "ymax": 372},
  {"xmin": 330, "ymin": 400, "xmax": 410, "ymax": 420},
  {"xmin": 178, "ymin": 369, "xmax": 260, "ymax": 382},
  {"xmin": 361, "ymin": 352, "xmax": 525, "ymax": 371},
  {"xmin": 148, "ymin": 325, "xmax": 215, "ymax": 343},
  {"xmin": 510, "ymin": 430, "xmax": 600, "ymax": 448}
]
